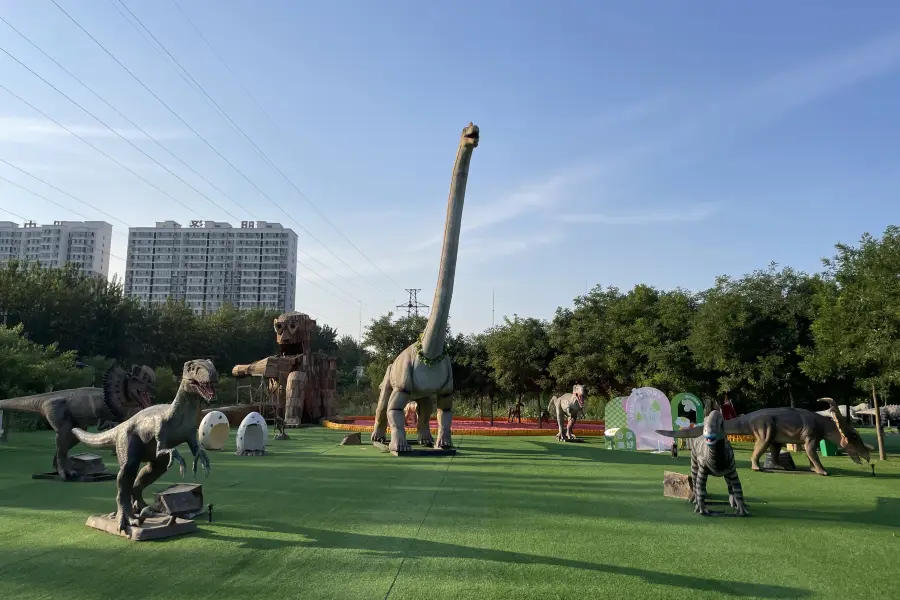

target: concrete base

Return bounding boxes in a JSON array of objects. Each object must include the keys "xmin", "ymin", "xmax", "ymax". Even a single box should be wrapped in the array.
[
  {"xmin": 273, "ymin": 432, "xmax": 290, "ymax": 440},
  {"xmin": 32, "ymin": 453, "xmax": 116, "ymax": 482},
  {"xmin": 373, "ymin": 441, "xmax": 456, "ymax": 457},
  {"xmin": 85, "ymin": 512, "xmax": 197, "ymax": 541},
  {"xmin": 235, "ymin": 449, "xmax": 268, "ymax": 456},
  {"xmin": 562, "ymin": 438, "xmax": 586, "ymax": 443},
  {"xmin": 763, "ymin": 451, "xmax": 797, "ymax": 471}
]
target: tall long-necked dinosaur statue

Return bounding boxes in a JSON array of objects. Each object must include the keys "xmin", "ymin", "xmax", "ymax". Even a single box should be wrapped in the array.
[
  {"xmin": 656, "ymin": 398, "xmax": 872, "ymax": 476},
  {"xmin": 371, "ymin": 122, "xmax": 480, "ymax": 453},
  {"xmin": 71, "ymin": 359, "xmax": 216, "ymax": 535},
  {"xmin": 0, "ymin": 364, "xmax": 156, "ymax": 480}
]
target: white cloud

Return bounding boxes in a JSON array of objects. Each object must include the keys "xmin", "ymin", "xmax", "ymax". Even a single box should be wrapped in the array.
[
  {"xmin": 0, "ymin": 116, "xmax": 187, "ymax": 144},
  {"xmin": 556, "ymin": 204, "xmax": 718, "ymax": 225}
]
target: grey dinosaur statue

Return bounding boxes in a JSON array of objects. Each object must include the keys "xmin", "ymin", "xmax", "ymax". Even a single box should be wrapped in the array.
[
  {"xmin": 855, "ymin": 404, "xmax": 900, "ymax": 433},
  {"xmin": 688, "ymin": 409, "xmax": 750, "ymax": 517},
  {"xmin": 656, "ymin": 398, "xmax": 871, "ymax": 476},
  {"xmin": 371, "ymin": 122, "xmax": 480, "ymax": 453},
  {"xmin": 546, "ymin": 384, "xmax": 586, "ymax": 441},
  {"xmin": 0, "ymin": 364, "xmax": 156, "ymax": 480},
  {"xmin": 71, "ymin": 359, "xmax": 216, "ymax": 535}
]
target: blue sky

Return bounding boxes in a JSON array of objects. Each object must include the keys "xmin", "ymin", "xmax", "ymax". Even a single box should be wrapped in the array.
[{"xmin": 1, "ymin": 1, "xmax": 899, "ymax": 340}]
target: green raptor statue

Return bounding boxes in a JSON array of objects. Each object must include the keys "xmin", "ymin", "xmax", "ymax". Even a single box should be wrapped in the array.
[
  {"xmin": 72, "ymin": 359, "xmax": 217, "ymax": 535},
  {"xmin": 0, "ymin": 363, "xmax": 156, "ymax": 480}
]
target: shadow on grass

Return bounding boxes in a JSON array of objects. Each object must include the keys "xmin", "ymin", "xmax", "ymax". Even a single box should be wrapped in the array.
[{"xmin": 200, "ymin": 522, "xmax": 810, "ymax": 598}]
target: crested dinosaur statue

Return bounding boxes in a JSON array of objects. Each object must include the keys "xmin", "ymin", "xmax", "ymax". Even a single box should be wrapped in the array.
[
  {"xmin": 546, "ymin": 384, "xmax": 586, "ymax": 441},
  {"xmin": 0, "ymin": 364, "xmax": 156, "ymax": 480},
  {"xmin": 371, "ymin": 122, "xmax": 480, "ymax": 453},
  {"xmin": 687, "ymin": 409, "xmax": 750, "ymax": 517},
  {"xmin": 71, "ymin": 359, "xmax": 216, "ymax": 535},
  {"xmin": 656, "ymin": 398, "xmax": 871, "ymax": 476}
]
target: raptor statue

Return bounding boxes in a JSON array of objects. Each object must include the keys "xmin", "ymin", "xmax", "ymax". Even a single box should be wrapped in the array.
[
  {"xmin": 0, "ymin": 363, "xmax": 156, "ymax": 480},
  {"xmin": 371, "ymin": 122, "xmax": 480, "ymax": 453},
  {"xmin": 71, "ymin": 359, "xmax": 216, "ymax": 535},
  {"xmin": 656, "ymin": 398, "xmax": 872, "ymax": 476},
  {"xmin": 687, "ymin": 409, "xmax": 750, "ymax": 517},
  {"xmin": 546, "ymin": 384, "xmax": 586, "ymax": 441}
]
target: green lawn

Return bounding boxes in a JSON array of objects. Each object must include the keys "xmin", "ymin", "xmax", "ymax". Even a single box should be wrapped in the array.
[{"xmin": 1, "ymin": 428, "xmax": 898, "ymax": 600}]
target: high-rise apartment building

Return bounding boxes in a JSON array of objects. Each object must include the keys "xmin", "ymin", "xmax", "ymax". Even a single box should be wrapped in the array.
[
  {"xmin": 124, "ymin": 219, "xmax": 298, "ymax": 314},
  {"xmin": 0, "ymin": 220, "xmax": 113, "ymax": 278}
]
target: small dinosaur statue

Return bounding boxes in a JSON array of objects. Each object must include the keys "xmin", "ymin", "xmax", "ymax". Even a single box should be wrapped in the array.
[
  {"xmin": 371, "ymin": 122, "xmax": 480, "ymax": 453},
  {"xmin": 656, "ymin": 398, "xmax": 871, "ymax": 476},
  {"xmin": 856, "ymin": 404, "xmax": 900, "ymax": 433},
  {"xmin": 546, "ymin": 384, "xmax": 585, "ymax": 441},
  {"xmin": 688, "ymin": 409, "xmax": 750, "ymax": 517},
  {"xmin": 0, "ymin": 364, "xmax": 156, "ymax": 479},
  {"xmin": 71, "ymin": 359, "xmax": 217, "ymax": 535}
]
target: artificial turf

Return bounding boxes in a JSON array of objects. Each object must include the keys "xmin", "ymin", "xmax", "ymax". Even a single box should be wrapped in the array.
[{"xmin": 0, "ymin": 428, "xmax": 898, "ymax": 600}]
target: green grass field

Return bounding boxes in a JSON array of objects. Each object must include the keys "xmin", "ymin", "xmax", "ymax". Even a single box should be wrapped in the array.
[{"xmin": 1, "ymin": 428, "xmax": 898, "ymax": 600}]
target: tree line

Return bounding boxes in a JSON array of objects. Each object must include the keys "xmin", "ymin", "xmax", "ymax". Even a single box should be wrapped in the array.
[{"xmin": 2, "ymin": 225, "xmax": 899, "ymax": 429}]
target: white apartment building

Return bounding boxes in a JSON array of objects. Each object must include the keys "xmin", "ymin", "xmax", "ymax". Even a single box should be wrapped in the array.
[
  {"xmin": 124, "ymin": 219, "xmax": 298, "ymax": 314},
  {"xmin": 0, "ymin": 220, "xmax": 112, "ymax": 278}
]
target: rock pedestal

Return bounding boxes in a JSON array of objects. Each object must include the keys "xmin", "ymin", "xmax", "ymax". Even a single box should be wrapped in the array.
[
  {"xmin": 663, "ymin": 471, "xmax": 693, "ymax": 500},
  {"xmin": 763, "ymin": 451, "xmax": 796, "ymax": 471}
]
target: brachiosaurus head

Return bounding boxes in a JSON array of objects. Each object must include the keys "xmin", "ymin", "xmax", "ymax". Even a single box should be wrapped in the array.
[
  {"xmin": 460, "ymin": 122, "xmax": 480, "ymax": 149},
  {"xmin": 820, "ymin": 397, "xmax": 871, "ymax": 464},
  {"xmin": 572, "ymin": 384, "xmax": 585, "ymax": 408},
  {"xmin": 182, "ymin": 359, "xmax": 218, "ymax": 403}
]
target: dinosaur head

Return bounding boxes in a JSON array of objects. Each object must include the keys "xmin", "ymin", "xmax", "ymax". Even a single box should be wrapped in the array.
[
  {"xmin": 572, "ymin": 384, "xmax": 585, "ymax": 408},
  {"xmin": 702, "ymin": 410, "xmax": 726, "ymax": 446},
  {"xmin": 460, "ymin": 122, "xmax": 479, "ymax": 149},
  {"xmin": 125, "ymin": 364, "xmax": 156, "ymax": 409},
  {"xmin": 182, "ymin": 359, "xmax": 218, "ymax": 403},
  {"xmin": 274, "ymin": 311, "xmax": 311, "ymax": 355},
  {"xmin": 820, "ymin": 397, "xmax": 871, "ymax": 465}
]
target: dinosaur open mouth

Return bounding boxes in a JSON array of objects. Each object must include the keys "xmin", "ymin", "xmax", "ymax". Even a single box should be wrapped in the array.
[
  {"xmin": 193, "ymin": 381, "xmax": 216, "ymax": 401},
  {"xmin": 576, "ymin": 395, "xmax": 584, "ymax": 407},
  {"xmin": 137, "ymin": 390, "xmax": 152, "ymax": 408}
]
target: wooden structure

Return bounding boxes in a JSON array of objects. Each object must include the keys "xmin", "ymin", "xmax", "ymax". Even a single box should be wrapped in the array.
[{"xmin": 231, "ymin": 311, "xmax": 338, "ymax": 428}]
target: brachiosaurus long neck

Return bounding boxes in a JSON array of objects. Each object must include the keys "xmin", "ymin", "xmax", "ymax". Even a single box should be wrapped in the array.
[{"xmin": 420, "ymin": 140, "xmax": 475, "ymax": 359}]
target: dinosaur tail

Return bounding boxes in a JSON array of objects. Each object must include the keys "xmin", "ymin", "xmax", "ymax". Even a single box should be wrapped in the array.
[
  {"xmin": 656, "ymin": 425, "xmax": 702, "ymax": 438},
  {"xmin": 71, "ymin": 426, "xmax": 118, "ymax": 448},
  {"xmin": 0, "ymin": 394, "xmax": 49, "ymax": 414}
]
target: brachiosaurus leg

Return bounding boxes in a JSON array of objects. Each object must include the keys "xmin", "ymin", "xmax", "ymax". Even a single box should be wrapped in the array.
[
  {"xmin": 387, "ymin": 390, "xmax": 412, "ymax": 452},
  {"xmin": 435, "ymin": 393, "xmax": 454, "ymax": 449},
  {"xmin": 371, "ymin": 367, "xmax": 392, "ymax": 444},
  {"xmin": 417, "ymin": 397, "xmax": 434, "ymax": 447}
]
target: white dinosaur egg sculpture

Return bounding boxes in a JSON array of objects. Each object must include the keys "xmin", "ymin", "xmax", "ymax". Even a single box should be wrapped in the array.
[
  {"xmin": 235, "ymin": 411, "xmax": 268, "ymax": 456},
  {"xmin": 198, "ymin": 410, "xmax": 230, "ymax": 451}
]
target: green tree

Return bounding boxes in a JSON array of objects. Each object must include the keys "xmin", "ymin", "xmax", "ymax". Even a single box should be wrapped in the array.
[
  {"xmin": 801, "ymin": 227, "xmax": 900, "ymax": 460},
  {"xmin": 484, "ymin": 316, "xmax": 554, "ymax": 410},
  {"xmin": 362, "ymin": 312, "xmax": 429, "ymax": 387}
]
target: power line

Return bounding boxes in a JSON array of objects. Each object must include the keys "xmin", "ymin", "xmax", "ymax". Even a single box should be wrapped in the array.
[
  {"xmin": 0, "ymin": 206, "xmax": 126, "ymax": 263},
  {"xmin": 0, "ymin": 21, "xmax": 369, "ymax": 310},
  {"xmin": 50, "ymin": 0, "xmax": 387, "ymax": 303},
  {"xmin": 168, "ymin": 0, "xmax": 403, "ymax": 290},
  {"xmin": 0, "ymin": 163, "xmax": 364, "ymax": 309},
  {"xmin": 112, "ymin": 0, "xmax": 390, "ymax": 297}
]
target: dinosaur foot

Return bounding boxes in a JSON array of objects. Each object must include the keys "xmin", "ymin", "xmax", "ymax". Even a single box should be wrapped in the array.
[
  {"xmin": 435, "ymin": 437, "xmax": 454, "ymax": 450},
  {"xmin": 371, "ymin": 429, "xmax": 387, "ymax": 444},
  {"xmin": 389, "ymin": 439, "xmax": 412, "ymax": 452},
  {"xmin": 418, "ymin": 435, "xmax": 435, "ymax": 448}
]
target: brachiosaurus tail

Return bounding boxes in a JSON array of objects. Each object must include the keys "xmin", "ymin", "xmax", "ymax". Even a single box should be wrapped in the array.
[
  {"xmin": 71, "ymin": 426, "xmax": 118, "ymax": 448},
  {"xmin": 0, "ymin": 394, "xmax": 49, "ymax": 414}
]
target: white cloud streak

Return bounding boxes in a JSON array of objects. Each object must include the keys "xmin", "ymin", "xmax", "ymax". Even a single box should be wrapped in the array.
[
  {"xmin": 0, "ymin": 116, "xmax": 187, "ymax": 144},
  {"xmin": 556, "ymin": 204, "xmax": 718, "ymax": 225}
]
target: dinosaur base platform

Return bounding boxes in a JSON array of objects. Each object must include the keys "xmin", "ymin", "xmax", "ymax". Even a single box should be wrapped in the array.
[
  {"xmin": 85, "ymin": 512, "xmax": 198, "ymax": 541},
  {"xmin": 373, "ymin": 441, "xmax": 457, "ymax": 457},
  {"xmin": 31, "ymin": 453, "xmax": 116, "ymax": 482}
]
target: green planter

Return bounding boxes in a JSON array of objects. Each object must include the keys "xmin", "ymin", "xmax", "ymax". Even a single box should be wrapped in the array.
[{"xmin": 819, "ymin": 439, "xmax": 842, "ymax": 456}]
